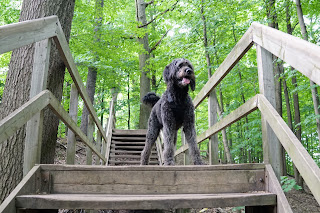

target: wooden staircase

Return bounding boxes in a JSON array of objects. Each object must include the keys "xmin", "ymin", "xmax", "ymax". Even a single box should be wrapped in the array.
[
  {"xmin": 108, "ymin": 129, "xmax": 160, "ymax": 166},
  {"xmin": 0, "ymin": 163, "xmax": 287, "ymax": 212}
]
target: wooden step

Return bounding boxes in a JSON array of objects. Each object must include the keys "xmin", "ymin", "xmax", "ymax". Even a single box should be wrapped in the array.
[
  {"xmin": 111, "ymin": 144, "xmax": 145, "ymax": 149},
  {"xmin": 110, "ymin": 149, "xmax": 157, "ymax": 154},
  {"xmin": 110, "ymin": 154, "xmax": 158, "ymax": 159},
  {"xmin": 109, "ymin": 160, "xmax": 159, "ymax": 165},
  {"xmin": 111, "ymin": 141, "xmax": 146, "ymax": 145},
  {"xmin": 112, "ymin": 137, "xmax": 146, "ymax": 141},
  {"xmin": 16, "ymin": 192, "xmax": 276, "ymax": 210},
  {"xmin": 112, "ymin": 129, "xmax": 147, "ymax": 136}
]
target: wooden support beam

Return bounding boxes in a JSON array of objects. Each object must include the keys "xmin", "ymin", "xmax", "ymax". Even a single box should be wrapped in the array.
[
  {"xmin": 175, "ymin": 95, "xmax": 258, "ymax": 156},
  {"xmin": 256, "ymin": 44, "xmax": 283, "ymax": 180},
  {"xmin": 95, "ymin": 131, "xmax": 102, "ymax": 165},
  {"xmin": 104, "ymin": 100, "xmax": 115, "ymax": 165},
  {"xmin": 23, "ymin": 38, "xmax": 51, "ymax": 176},
  {"xmin": 252, "ymin": 22, "xmax": 320, "ymax": 86},
  {"xmin": 258, "ymin": 95, "xmax": 320, "ymax": 204},
  {"xmin": 208, "ymin": 90, "xmax": 219, "ymax": 165},
  {"xmin": 48, "ymin": 92, "xmax": 106, "ymax": 163},
  {"xmin": 86, "ymin": 115, "xmax": 94, "ymax": 165},
  {"xmin": 265, "ymin": 164, "xmax": 293, "ymax": 213},
  {"xmin": 0, "ymin": 16, "xmax": 58, "ymax": 54},
  {"xmin": 0, "ymin": 91, "xmax": 50, "ymax": 144},
  {"xmin": 66, "ymin": 84, "xmax": 78, "ymax": 165}
]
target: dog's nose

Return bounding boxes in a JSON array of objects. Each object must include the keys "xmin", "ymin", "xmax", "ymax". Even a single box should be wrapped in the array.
[{"xmin": 185, "ymin": 68, "xmax": 192, "ymax": 74}]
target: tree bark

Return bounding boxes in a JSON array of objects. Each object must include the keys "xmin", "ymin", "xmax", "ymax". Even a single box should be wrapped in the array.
[
  {"xmin": 136, "ymin": 0, "xmax": 151, "ymax": 129},
  {"xmin": 0, "ymin": 0, "xmax": 75, "ymax": 202},
  {"xmin": 295, "ymin": 0, "xmax": 320, "ymax": 147},
  {"xmin": 80, "ymin": 0, "xmax": 104, "ymax": 135}
]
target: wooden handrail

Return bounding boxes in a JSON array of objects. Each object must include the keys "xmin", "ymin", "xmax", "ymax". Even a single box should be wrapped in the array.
[
  {"xmin": 175, "ymin": 95, "xmax": 258, "ymax": 156},
  {"xmin": 0, "ymin": 16, "xmax": 108, "ymax": 157},
  {"xmin": 104, "ymin": 99, "xmax": 116, "ymax": 165},
  {"xmin": 257, "ymin": 95, "xmax": 320, "ymax": 204},
  {"xmin": 0, "ymin": 16, "xmax": 58, "ymax": 55},
  {"xmin": 0, "ymin": 89, "xmax": 107, "ymax": 162}
]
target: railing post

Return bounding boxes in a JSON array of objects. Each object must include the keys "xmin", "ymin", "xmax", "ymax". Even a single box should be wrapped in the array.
[
  {"xmin": 86, "ymin": 115, "xmax": 94, "ymax": 165},
  {"xmin": 95, "ymin": 130, "xmax": 102, "ymax": 165},
  {"xmin": 66, "ymin": 84, "xmax": 78, "ymax": 164},
  {"xmin": 181, "ymin": 131, "xmax": 190, "ymax": 165},
  {"xmin": 208, "ymin": 90, "xmax": 219, "ymax": 165},
  {"xmin": 256, "ymin": 44, "xmax": 283, "ymax": 179},
  {"xmin": 23, "ymin": 39, "xmax": 51, "ymax": 176}
]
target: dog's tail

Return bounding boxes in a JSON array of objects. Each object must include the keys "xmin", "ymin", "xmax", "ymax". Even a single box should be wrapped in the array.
[{"xmin": 143, "ymin": 92, "xmax": 160, "ymax": 107}]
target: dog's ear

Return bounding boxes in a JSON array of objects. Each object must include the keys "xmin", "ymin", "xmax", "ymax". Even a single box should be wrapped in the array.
[
  {"xmin": 190, "ymin": 79, "xmax": 196, "ymax": 91},
  {"xmin": 163, "ymin": 65, "xmax": 170, "ymax": 84}
]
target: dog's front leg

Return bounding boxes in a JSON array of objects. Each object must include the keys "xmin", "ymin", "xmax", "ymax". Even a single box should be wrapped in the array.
[{"xmin": 162, "ymin": 125, "xmax": 177, "ymax": 165}]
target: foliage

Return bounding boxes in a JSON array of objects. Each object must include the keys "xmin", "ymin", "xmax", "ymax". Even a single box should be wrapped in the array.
[{"xmin": 281, "ymin": 176, "xmax": 302, "ymax": 192}]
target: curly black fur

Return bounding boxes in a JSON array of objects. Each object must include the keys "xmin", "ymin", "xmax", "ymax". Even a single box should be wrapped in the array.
[
  {"xmin": 142, "ymin": 92, "xmax": 160, "ymax": 107},
  {"xmin": 141, "ymin": 58, "xmax": 203, "ymax": 165}
]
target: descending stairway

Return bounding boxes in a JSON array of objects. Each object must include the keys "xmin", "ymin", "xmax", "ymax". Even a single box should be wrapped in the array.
[{"xmin": 108, "ymin": 129, "xmax": 160, "ymax": 165}]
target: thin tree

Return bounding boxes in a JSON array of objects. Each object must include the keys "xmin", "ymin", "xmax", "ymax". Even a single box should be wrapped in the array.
[
  {"xmin": 80, "ymin": 0, "xmax": 104, "ymax": 135},
  {"xmin": 0, "ymin": 0, "xmax": 75, "ymax": 203},
  {"xmin": 295, "ymin": 0, "xmax": 320, "ymax": 146}
]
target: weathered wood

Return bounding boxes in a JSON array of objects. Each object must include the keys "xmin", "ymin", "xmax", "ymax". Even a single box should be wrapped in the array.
[
  {"xmin": 0, "ymin": 166, "xmax": 40, "ymax": 213},
  {"xmin": 156, "ymin": 131, "xmax": 164, "ymax": 165},
  {"xmin": 175, "ymin": 95, "xmax": 258, "ymax": 156},
  {"xmin": 41, "ymin": 165, "xmax": 265, "ymax": 195},
  {"xmin": 86, "ymin": 115, "xmax": 94, "ymax": 165},
  {"xmin": 112, "ymin": 141, "xmax": 146, "ymax": 145},
  {"xmin": 252, "ymin": 22, "xmax": 320, "ymax": 86},
  {"xmin": 208, "ymin": 90, "xmax": 219, "ymax": 165},
  {"xmin": 23, "ymin": 38, "xmax": 51, "ymax": 176},
  {"xmin": 265, "ymin": 164, "xmax": 293, "ymax": 213},
  {"xmin": 16, "ymin": 193, "xmax": 276, "ymax": 210},
  {"xmin": 245, "ymin": 205, "xmax": 275, "ymax": 213},
  {"xmin": 193, "ymin": 29, "xmax": 253, "ymax": 108},
  {"xmin": 47, "ymin": 92, "xmax": 106, "ymax": 162},
  {"xmin": 0, "ymin": 90, "xmax": 50, "ymax": 144},
  {"xmin": 256, "ymin": 44, "xmax": 283, "ymax": 179},
  {"xmin": 39, "ymin": 163, "xmax": 266, "ymax": 171},
  {"xmin": 258, "ymin": 95, "xmax": 320, "ymax": 204},
  {"xmin": 110, "ymin": 154, "xmax": 157, "ymax": 159},
  {"xmin": 112, "ymin": 137, "xmax": 146, "ymax": 141},
  {"xmin": 95, "ymin": 130, "xmax": 102, "ymax": 165},
  {"xmin": 112, "ymin": 129, "xmax": 148, "ymax": 135},
  {"xmin": 53, "ymin": 22, "xmax": 108, "ymax": 147},
  {"xmin": 0, "ymin": 16, "xmax": 58, "ymax": 54},
  {"xmin": 104, "ymin": 100, "xmax": 115, "ymax": 165},
  {"xmin": 66, "ymin": 84, "xmax": 78, "ymax": 165}
]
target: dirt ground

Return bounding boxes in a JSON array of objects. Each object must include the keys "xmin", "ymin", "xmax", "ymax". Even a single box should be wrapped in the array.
[{"xmin": 55, "ymin": 139, "xmax": 320, "ymax": 213}]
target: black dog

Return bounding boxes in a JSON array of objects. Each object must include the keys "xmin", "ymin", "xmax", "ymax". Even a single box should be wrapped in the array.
[{"xmin": 141, "ymin": 58, "xmax": 203, "ymax": 165}]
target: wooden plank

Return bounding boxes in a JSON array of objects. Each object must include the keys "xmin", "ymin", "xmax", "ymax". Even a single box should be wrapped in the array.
[
  {"xmin": 156, "ymin": 132, "xmax": 163, "ymax": 165},
  {"xmin": 16, "ymin": 193, "xmax": 276, "ymax": 210},
  {"xmin": 265, "ymin": 164, "xmax": 293, "ymax": 213},
  {"xmin": 46, "ymin": 166, "xmax": 265, "ymax": 194},
  {"xmin": 111, "ymin": 145, "xmax": 145, "ymax": 149},
  {"xmin": 256, "ymin": 44, "xmax": 282, "ymax": 179},
  {"xmin": 193, "ymin": 29, "xmax": 253, "ymax": 108},
  {"xmin": 112, "ymin": 137, "xmax": 146, "ymax": 141},
  {"xmin": 110, "ymin": 154, "xmax": 157, "ymax": 159},
  {"xmin": 252, "ymin": 22, "xmax": 320, "ymax": 86},
  {"xmin": 108, "ymin": 160, "xmax": 158, "ymax": 165},
  {"xmin": 66, "ymin": 84, "xmax": 78, "ymax": 165},
  {"xmin": 47, "ymin": 92, "xmax": 106, "ymax": 163},
  {"xmin": 175, "ymin": 95, "xmax": 258, "ymax": 156},
  {"xmin": 104, "ymin": 100, "xmax": 115, "ymax": 165},
  {"xmin": 0, "ymin": 165, "xmax": 40, "ymax": 213},
  {"xmin": 0, "ymin": 90, "xmax": 50, "ymax": 144},
  {"xmin": 39, "ymin": 163, "xmax": 266, "ymax": 171},
  {"xmin": 95, "ymin": 130, "xmax": 102, "ymax": 165},
  {"xmin": 86, "ymin": 115, "xmax": 94, "ymax": 165},
  {"xmin": 53, "ymin": 22, "xmax": 108, "ymax": 145},
  {"xmin": 112, "ymin": 129, "xmax": 147, "ymax": 135},
  {"xmin": 23, "ymin": 38, "xmax": 51, "ymax": 176},
  {"xmin": 112, "ymin": 141, "xmax": 146, "ymax": 145},
  {"xmin": 257, "ymin": 94, "xmax": 320, "ymax": 204},
  {"xmin": 0, "ymin": 16, "xmax": 58, "ymax": 54}
]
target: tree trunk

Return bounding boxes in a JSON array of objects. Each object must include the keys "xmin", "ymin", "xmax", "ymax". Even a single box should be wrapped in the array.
[
  {"xmin": 0, "ymin": 0, "xmax": 75, "ymax": 202},
  {"xmin": 295, "ymin": 0, "xmax": 320, "ymax": 146},
  {"xmin": 136, "ymin": 0, "xmax": 151, "ymax": 129},
  {"xmin": 80, "ymin": 0, "xmax": 104, "ymax": 135}
]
